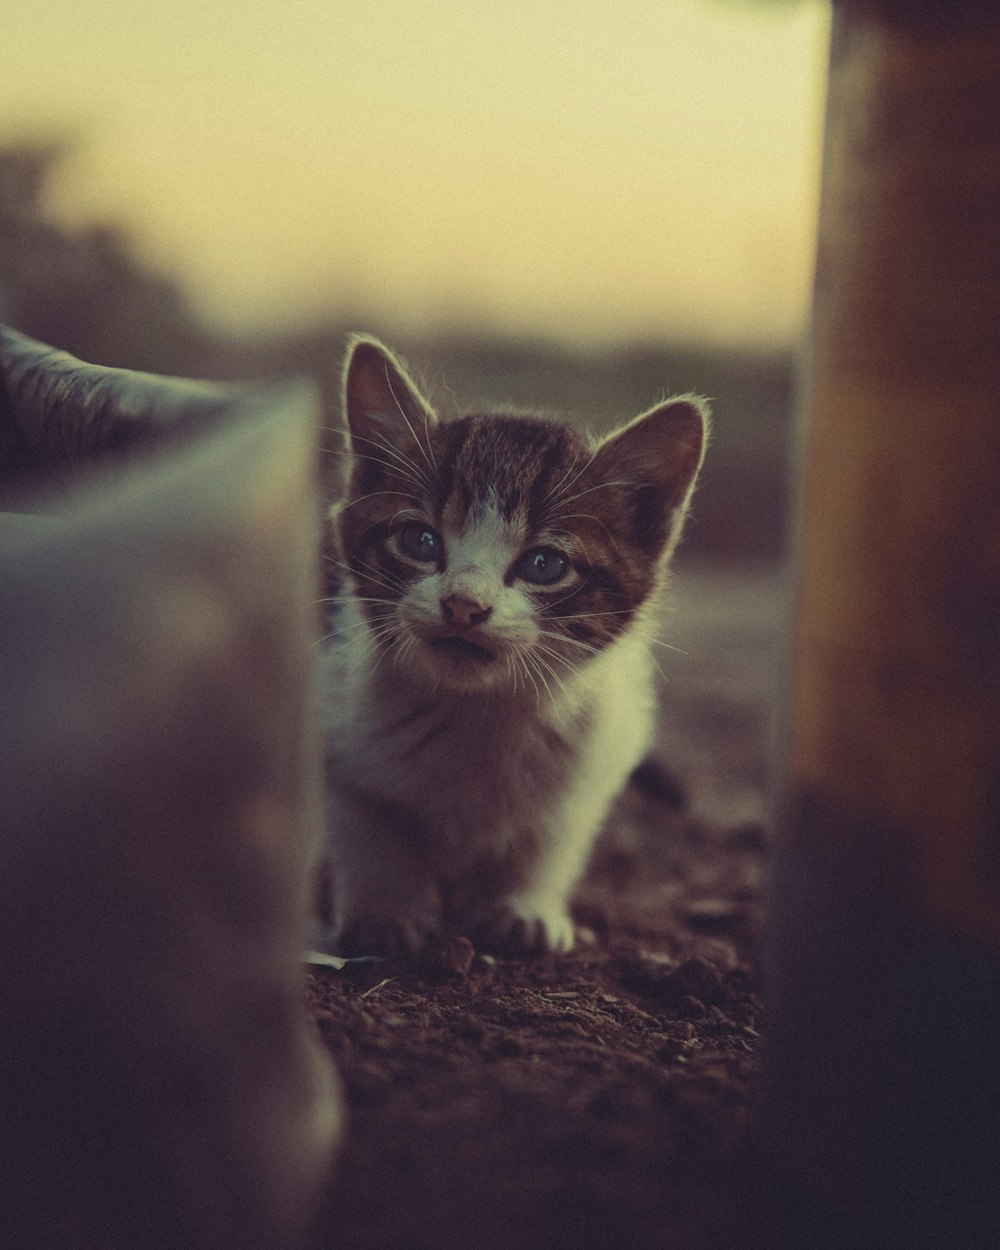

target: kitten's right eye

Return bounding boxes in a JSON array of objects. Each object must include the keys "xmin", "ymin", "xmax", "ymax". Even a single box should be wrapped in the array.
[{"xmin": 398, "ymin": 522, "xmax": 444, "ymax": 563}]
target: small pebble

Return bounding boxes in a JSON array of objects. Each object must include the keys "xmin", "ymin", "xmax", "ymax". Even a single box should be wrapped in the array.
[{"xmin": 420, "ymin": 936, "xmax": 475, "ymax": 979}]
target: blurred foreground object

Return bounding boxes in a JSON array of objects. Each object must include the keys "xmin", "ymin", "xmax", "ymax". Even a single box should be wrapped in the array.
[
  {"xmin": 770, "ymin": 3, "xmax": 1000, "ymax": 1246},
  {"xmin": 0, "ymin": 328, "xmax": 341, "ymax": 1250}
]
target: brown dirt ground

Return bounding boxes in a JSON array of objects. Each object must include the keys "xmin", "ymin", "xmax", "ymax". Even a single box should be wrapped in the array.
[{"xmin": 307, "ymin": 564, "xmax": 784, "ymax": 1250}]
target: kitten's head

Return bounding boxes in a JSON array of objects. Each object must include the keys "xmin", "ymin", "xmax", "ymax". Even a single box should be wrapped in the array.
[{"xmin": 329, "ymin": 336, "xmax": 707, "ymax": 694}]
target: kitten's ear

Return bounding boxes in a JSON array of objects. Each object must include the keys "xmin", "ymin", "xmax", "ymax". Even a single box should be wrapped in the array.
[
  {"xmin": 592, "ymin": 395, "xmax": 708, "ymax": 556},
  {"xmin": 342, "ymin": 335, "xmax": 437, "ymax": 453}
]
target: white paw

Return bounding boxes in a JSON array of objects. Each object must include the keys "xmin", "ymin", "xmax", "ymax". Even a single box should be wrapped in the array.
[{"xmin": 472, "ymin": 895, "xmax": 576, "ymax": 956}]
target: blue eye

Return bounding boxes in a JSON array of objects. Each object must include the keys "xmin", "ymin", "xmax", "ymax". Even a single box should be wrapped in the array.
[
  {"xmin": 515, "ymin": 547, "xmax": 568, "ymax": 586},
  {"xmin": 399, "ymin": 523, "xmax": 443, "ymax": 563}
]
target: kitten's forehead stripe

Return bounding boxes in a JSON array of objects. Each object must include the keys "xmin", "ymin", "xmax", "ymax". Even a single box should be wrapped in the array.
[
  {"xmin": 429, "ymin": 415, "xmax": 584, "ymax": 532},
  {"xmin": 433, "ymin": 420, "xmax": 472, "ymax": 522},
  {"xmin": 527, "ymin": 434, "xmax": 584, "ymax": 533}
]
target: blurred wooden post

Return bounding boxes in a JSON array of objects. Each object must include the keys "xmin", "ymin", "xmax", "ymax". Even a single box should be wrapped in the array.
[{"xmin": 770, "ymin": 3, "xmax": 1000, "ymax": 1244}]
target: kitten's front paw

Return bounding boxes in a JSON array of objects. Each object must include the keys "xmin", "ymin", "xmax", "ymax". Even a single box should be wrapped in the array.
[
  {"xmin": 473, "ymin": 895, "xmax": 576, "ymax": 956},
  {"xmin": 334, "ymin": 912, "xmax": 435, "ymax": 959}
]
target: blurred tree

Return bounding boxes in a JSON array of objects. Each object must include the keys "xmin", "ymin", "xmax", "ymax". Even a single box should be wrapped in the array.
[{"xmin": 0, "ymin": 140, "xmax": 204, "ymax": 374}]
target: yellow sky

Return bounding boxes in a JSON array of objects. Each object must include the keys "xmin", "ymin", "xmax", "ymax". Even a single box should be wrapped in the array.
[{"xmin": 2, "ymin": 0, "xmax": 830, "ymax": 347}]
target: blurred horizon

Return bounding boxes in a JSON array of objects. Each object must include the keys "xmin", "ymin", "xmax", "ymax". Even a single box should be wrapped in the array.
[
  {"xmin": 1, "ymin": 1, "xmax": 832, "ymax": 566},
  {"xmin": 1, "ymin": 0, "xmax": 830, "ymax": 352}
]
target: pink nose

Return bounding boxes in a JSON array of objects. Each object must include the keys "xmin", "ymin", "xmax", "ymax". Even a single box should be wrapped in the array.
[{"xmin": 440, "ymin": 595, "xmax": 492, "ymax": 628}]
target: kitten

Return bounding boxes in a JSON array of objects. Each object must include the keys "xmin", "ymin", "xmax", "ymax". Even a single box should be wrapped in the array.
[{"xmin": 319, "ymin": 336, "xmax": 707, "ymax": 957}]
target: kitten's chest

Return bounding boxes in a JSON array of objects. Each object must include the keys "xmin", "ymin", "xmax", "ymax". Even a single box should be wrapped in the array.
[{"xmin": 330, "ymin": 689, "xmax": 579, "ymax": 837}]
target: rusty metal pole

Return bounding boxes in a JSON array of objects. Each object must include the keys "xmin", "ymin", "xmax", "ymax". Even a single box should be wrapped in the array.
[{"xmin": 770, "ymin": 3, "xmax": 1000, "ymax": 1244}]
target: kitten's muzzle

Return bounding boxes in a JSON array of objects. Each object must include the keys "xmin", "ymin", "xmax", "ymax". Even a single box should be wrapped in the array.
[
  {"xmin": 434, "ymin": 596, "xmax": 497, "ymax": 664},
  {"xmin": 440, "ymin": 595, "xmax": 492, "ymax": 628}
]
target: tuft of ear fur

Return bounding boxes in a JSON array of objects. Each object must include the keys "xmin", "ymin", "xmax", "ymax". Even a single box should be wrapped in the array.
[
  {"xmin": 342, "ymin": 335, "xmax": 437, "ymax": 456},
  {"xmin": 590, "ymin": 395, "xmax": 709, "ymax": 561}
]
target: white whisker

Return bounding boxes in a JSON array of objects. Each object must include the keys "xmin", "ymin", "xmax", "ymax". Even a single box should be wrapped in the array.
[
  {"xmin": 518, "ymin": 652, "xmax": 542, "ymax": 706},
  {"xmin": 333, "ymin": 444, "xmax": 429, "ymax": 494},
  {"xmin": 335, "ymin": 488, "xmax": 424, "ymax": 515},
  {"xmin": 646, "ymin": 638, "xmax": 688, "ymax": 655},
  {"xmin": 645, "ymin": 646, "xmax": 670, "ymax": 684},
  {"xmin": 536, "ymin": 582, "xmax": 589, "ymax": 613},
  {"xmin": 360, "ymin": 429, "xmax": 436, "ymax": 495},
  {"xmin": 540, "ymin": 450, "xmax": 595, "ymax": 514},
  {"xmin": 548, "ymin": 478, "xmax": 631, "ymax": 511},
  {"xmin": 551, "ymin": 510, "xmax": 624, "ymax": 554},
  {"xmin": 536, "ymin": 630, "xmax": 602, "ymax": 659},
  {"xmin": 367, "ymin": 619, "xmax": 411, "ymax": 678},
  {"xmin": 549, "ymin": 607, "xmax": 637, "ymax": 621},
  {"xmin": 315, "ymin": 593, "xmax": 397, "ymax": 608},
  {"xmin": 315, "ymin": 612, "xmax": 398, "ymax": 646},
  {"xmin": 523, "ymin": 646, "xmax": 559, "ymax": 700},
  {"xmin": 504, "ymin": 650, "xmax": 518, "ymax": 697},
  {"xmin": 325, "ymin": 552, "xmax": 408, "ymax": 597},
  {"xmin": 383, "ymin": 361, "xmax": 440, "ymax": 484},
  {"xmin": 532, "ymin": 643, "xmax": 580, "ymax": 692}
]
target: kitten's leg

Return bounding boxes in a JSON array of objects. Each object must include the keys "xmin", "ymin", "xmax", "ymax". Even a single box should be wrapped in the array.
[
  {"xmin": 324, "ymin": 788, "xmax": 441, "ymax": 957},
  {"xmin": 470, "ymin": 810, "xmax": 606, "ymax": 955},
  {"xmin": 473, "ymin": 692, "xmax": 655, "ymax": 955}
]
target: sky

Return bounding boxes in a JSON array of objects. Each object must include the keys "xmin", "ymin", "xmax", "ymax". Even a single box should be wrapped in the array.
[{"xmin": 1, "ymin": 0, "xmax": 830, "ymax": 348}]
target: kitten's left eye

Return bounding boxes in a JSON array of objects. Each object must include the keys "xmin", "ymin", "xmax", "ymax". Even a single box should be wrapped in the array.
[
  {"xmin": 398, "ymin": 523, "xmax": 444, "ymax": 562},
  {"xmin": 515, "ymin": 546, "xmax": 569, "ymax": 586}
]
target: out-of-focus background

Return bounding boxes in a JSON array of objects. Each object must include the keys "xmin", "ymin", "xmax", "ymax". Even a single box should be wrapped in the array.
[{"xmin": 1, "ymin": 0, "xmax": 830, "ymax": 563}]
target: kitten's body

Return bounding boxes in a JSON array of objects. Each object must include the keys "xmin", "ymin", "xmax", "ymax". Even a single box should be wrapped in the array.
[
  {"xmin": 319, "ymin": 339, "xmax": 706, "ymax": 956},
  {"xmin": 322, "ymin": 595, "xmax": 656, "ymax": 954}
]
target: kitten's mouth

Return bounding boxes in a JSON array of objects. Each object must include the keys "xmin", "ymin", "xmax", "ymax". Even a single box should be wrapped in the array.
[{"xmin": 429, "ymin": 634, "xmax": 497, "ymax": 663}]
